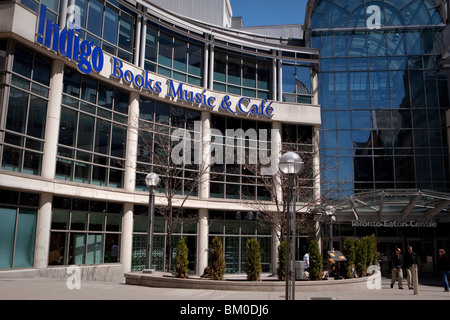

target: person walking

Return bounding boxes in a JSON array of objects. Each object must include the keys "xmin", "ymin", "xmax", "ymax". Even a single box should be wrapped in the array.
[
  {"xmin": 436, "ymin": 249, "xmax": 450, "ymax": 292},
  {"xmin": 403, "ymin": 246, "xmax": 418, "ymax": 290},
  {"xmin": 390, "ymin": 248, "xmax": 404, "ymax": 289},
  {"xmin": 303, "ymin": 251, "xmax": 310, "ymax": 271}
]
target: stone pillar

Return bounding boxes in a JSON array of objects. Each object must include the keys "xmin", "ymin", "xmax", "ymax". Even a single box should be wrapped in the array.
[
  {"xmin": 121, "ymin": 92, "xmax": 140, "ymax": 273},
  {"xmin": 34, "ymin": 59, "xmax": 64, "ymax": 268},
  {"xmin": 41, "ymin": 59, "xmax": 64, "ymax": 180},
  {"xmin": 124, "ymin": 92, "xmax": 139, "ymax": 192},
  {"xmin": 196, "ymin": 111, "xmax": 211, "ymax": 275},
  {"xmin": 34, "ymin": 193, "xmax": 52, "ymax": 268},
  {"xmin": 271, "ymin": 121, "xmax": 283, "ymax": 275},
  {"xmin": 197, "ymin": 208, "xmax": 209, "ymax": 276},
  {"xmin": 121, "ymin": 203, "xmax": 134, "ymax": 274}
]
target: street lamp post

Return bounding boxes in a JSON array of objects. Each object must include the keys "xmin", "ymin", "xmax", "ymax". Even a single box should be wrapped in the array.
[
  {"xmin": 143, "ymin": 173, "xmax": 160, "ymax": 274},
  {"xmin": 325, "ymin": 205, "xmax": 336, "ymax": 251},
  {"xmin": 279, "ymin": 152, "xmax": 304, "ymax": 301}
]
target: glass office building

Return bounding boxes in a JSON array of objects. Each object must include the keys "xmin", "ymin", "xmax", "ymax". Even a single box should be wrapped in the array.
[
  {"xmin": 305, "ymin": 0, "xmax": 449, "ymax": 197},
  {"xmin": 304, "ymin": 0, "xmax": 450, "ymax": 272}
]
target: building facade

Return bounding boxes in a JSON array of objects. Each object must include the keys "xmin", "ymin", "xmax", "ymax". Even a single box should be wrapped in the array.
[
  {"xmin": 0, "ymin": 0, "xmax": 320, "ymax": 279},
  {"xmin": 1, "ymin": 0, "xmax": 450, "ymax": 281}
]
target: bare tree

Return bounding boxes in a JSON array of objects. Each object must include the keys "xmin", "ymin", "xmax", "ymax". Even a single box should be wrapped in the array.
[
  {"xmin": 241, "ymin": 126, "xmax": 340, "ymax": 242},
  {"xmin": 136, "ymin": 107, "xmax": 212, "ymax": 272}
]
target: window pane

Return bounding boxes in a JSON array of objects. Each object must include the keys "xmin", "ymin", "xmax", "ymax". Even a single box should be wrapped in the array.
[
  {"xmin": 87, "ymin": 0, "xmax": 103, "ymax": 37},
  {"xmin": 33, "ymin": 54, "xmax": 51, "ymax": 86},
  {"xmin": 95, "ymin": 119, "xmax": 111, "ymax": 155},
  {"xmin": 106, "ymin": 214, "xmax": 122, "ymax": 232},
  {"xmin": 103, "ymin": 5, "xmax": 119, "ymax": 45},
  {"xmin": 173, "ymin": 38, "xmax": 187, "ymax": 72},
  {"xmin": 13, "ymin": 208, "xmax": 37, "ymax": 268},
  {"xmin": 69, "ymin": 233, "xmax": 86, "ymax": 264},
  {"xmin": 0, "ymin": 207, "xmax": 16, "ymax": 269},
  {"xmin": 71, "ymin": 212, "xmax": 88, "ymax": 230},
  {"xmin": 51, "ymin": 210, "xmax": 70, "ymax": 230},
  {"xmin": 119, "ymin": 14, "xmax": 134, "ymax": 52},
  {"xmin": 86, "ymin": 234, "xmax": 103, "ymax": 264},
  {"xmin": 13, "ymin": 45, "xmax": 33, "ymax": 78},
  {"xmin": 6, "ymin": 88, "xmax": 28, "ymax": 134},
  {"xmin": 105, "ymin": 234, "xmax": 120, "ymax": 262},
  {"xmin": 77, "ymin": 113, "xmax": 94, "ymax": 151},
  {"xmin": 145, "ymin": 26, "xmax": 158, "ymax": 62},
  {"xmin": 214, "ymin": 52, "xmax": 226, "ymax": 82},
  {"xmin": 27, "ymin": 96, "xmax": 47, "ymax": 139},
  {"xmin": 158, "ymin": 33, "xmax": 172, "ymax": 68},
  {"xmin": 228, "ymin": 55, "xmax": 241, "ymax": 85},
  {"xmin": 188, "ymin": 43, "xmax": 202, "ymax": 76}
]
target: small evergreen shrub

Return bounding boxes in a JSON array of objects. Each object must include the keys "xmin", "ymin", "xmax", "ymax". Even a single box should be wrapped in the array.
[
  {"xmin": 308, "ymin": 240, "xmax": 322, "ymax": 280},
  {"xmin": 342, "ymin": 237, "xmax": 356, "ymax": 279},
  {"xmin": 175, "ymin": 237, "xmax": 189, "ymax": 278},
  {"xmin": 245, "ymin": 238, "xmax": 262, "ymax": 281},
  {"xmin": 209, "ymin": 236, "xmax": 225, "ymax": 280},
  {"xmin": 277, "ymin": 241, "xmax": 286, "ymax": 281}
]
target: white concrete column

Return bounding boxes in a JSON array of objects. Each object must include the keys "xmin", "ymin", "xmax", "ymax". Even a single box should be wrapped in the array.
[
  {"xmin": 122, "ymin": 92, "xmax": 140, "ymax": 274},
  {"xmin": 41, "ymin": 59, "xmax": 64, "ymax": 180},
  {"xmin": 196, "ymin": 111, "xmax": 211, "ymax": 275},
  {"xmin": 124, "ymin": 91, "xmax": 139, "ymax": 192},
  {"xmin": 312, "ymin": 125, "xmax": 321, "ymax": 203},
  {"xmin": 196, "ymin": 208, "xmax": 209, "ymax": 276},
  {"xmin": 271, "ymin": 121, "xmax": 282, "ymax": 275},
  {"xmin": 121, "ymin": 202, "xmax": 134, "ymax": 274},
  {"xmin": 34, "ymin": 193, "xmax": 52, "ymax": 268},
  {"xmin": 277, "ymin": 56, "xmax": 283, "ymax": 102},
  {"xmin": 199, "ymin": 111, "xmax": 211, "ymax": 199}
]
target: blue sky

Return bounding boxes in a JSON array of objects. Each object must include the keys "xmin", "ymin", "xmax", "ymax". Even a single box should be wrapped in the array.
[{"xmin": 230, "ymin": 0, "xmax": 308, "ymax": 26}]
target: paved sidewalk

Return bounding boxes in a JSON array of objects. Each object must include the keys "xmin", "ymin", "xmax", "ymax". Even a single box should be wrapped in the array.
[{"xmin": 0, "ymin": 276, "xmax": 448, "ymax": 300}]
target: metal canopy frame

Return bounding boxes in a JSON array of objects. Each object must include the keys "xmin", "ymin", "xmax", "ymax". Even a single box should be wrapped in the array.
[{"xmin": 322, "ymin": 189, "xmax": 450, "ymax": 222}]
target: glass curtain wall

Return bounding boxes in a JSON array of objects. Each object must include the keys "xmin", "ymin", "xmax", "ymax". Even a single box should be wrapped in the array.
[
  {"xmin": 209, "ymin": 115, "xmax": 272, "ymax": 201},
  {"xmin": 1, "ymin": 43, "xmax": 51, "ymax": 176},
  {"xmin": 145, "ymin": 22, "xmax": 204, "ymax": 86},
  {"xmin": 0, "ymin": 189, "xmax": 39, "ymax": 269},
  {"xmin": 57, "ymin": 68, "xmax": 128, "ymax": 188},
  {"xmin": 135, "ymin": 97, "xmax": 202, "ymax": 195},
  {"xmin": 310, "ymin": 0, "xmax": 449, "ymax": 198},
  {"xmin": 21, "ymin": 0, "xmax": 136, "ymax": 63},
  {"xmin": 213, "ymin": 48, "xmax": 272, "ymax": 100}
]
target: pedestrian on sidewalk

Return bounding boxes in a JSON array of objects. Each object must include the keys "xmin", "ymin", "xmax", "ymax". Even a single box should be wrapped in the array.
[
  {"xmin": 436, "ymin": 249, "xmax": 450, "ymax": 292},
  {"xmin": 390, "ymin": 248, "xmax": 404, "ymax": 289},
  {"xmin": 403, "ymin": 246, "xmax": 418, "ymax": 290}
]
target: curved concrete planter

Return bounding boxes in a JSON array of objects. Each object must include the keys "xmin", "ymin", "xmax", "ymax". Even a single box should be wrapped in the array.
[{"xmin": 124, "ymin": 271, "xmax": 381, "ymax": 292}]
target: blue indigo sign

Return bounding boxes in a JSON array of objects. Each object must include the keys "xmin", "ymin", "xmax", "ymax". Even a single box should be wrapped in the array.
[
  {"xmin": 35, "ymin": 4, "xmax": 274, "ymax": 118},
  {"xmin": 36, "ymin": 5, "xmax": 104, "ymax": 75}
]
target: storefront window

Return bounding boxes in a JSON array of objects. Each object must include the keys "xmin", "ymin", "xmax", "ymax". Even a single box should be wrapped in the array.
[
  {"xmin": 49, "ymin": 197, "xmax": 122, "ymax": 266},
  {"xmin": 131, "ymin": 205, "xmax": 197, "ymax": 272},
  {"xmin": 209, "ymin": 210, "xmax": 272, "ymax": 273},
  {"xmin": 0, "ymin": 190, "xmax": 39, "ymax": 269}
]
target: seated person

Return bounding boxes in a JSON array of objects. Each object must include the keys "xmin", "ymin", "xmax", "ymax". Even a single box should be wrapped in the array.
[{"xmin": 322, "ymin": 258, "xmax": 337, "ymax": 279}]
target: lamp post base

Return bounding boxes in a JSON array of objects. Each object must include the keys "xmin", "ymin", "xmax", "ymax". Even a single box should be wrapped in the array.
[{"xmin": 142, "ymin": 269, "xmax": 156, "ymax": 274}]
